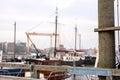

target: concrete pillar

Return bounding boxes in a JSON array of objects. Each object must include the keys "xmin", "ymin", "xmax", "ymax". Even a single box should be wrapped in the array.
[{"xmin": 98, "ymin": 0, "xmax": 115, "ymax": 80}]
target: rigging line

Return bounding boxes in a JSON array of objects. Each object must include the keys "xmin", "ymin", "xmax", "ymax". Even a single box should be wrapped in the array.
[
  {"xmin": 26, "ymin": 1, "xmax": 64, "ymax": 32},
  {"xmin": 26, "ymin": 11, "xmax": 58, "ymax": 32},
  {"xmin": 27, "ymin": 21, "xmax": 44, "ymax": 32}
]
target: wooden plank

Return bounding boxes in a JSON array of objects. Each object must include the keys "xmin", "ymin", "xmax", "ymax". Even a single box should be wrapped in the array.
[
  {"xmin": 0, "ymin": 62, "xmax": 70, "ymax": 71},
  {"xmin": 34, "ymin": 65, "xmax": 69, "ymax": 71},
  {"xmin": 0, "ymin": 62, "xmax": 29, "ymax": 69},
  {"xmin": 68, "ymin": 67, "xmax": 112, "ymax": 76},
  {"xmin": 112, "ymin": 69, "xmax": 120, "ymax": 76},
  {"xmin": 0, "ymin": 75, "xmax": 42, "ymax": 80},
  {"xmin": 68, "ymin": 67, "xmax": 120, "ymax": 77},
  {"xmin": 94, "ymin": 27, "xmax": 120, "ymax": 32}
]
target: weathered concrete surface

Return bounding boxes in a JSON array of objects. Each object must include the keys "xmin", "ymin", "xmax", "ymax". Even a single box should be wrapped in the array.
[{"xmin": 98, "ymin": 0, "xmax": 115, "ymax": 80}]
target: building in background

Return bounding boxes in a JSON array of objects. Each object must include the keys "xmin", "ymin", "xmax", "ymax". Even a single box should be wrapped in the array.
[{"xmin": 0, "ymin": 42, "xmax": 26, "ymax": 54}]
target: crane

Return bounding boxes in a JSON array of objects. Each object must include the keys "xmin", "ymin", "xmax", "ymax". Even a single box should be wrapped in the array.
[
  {"xmin": 25, "ymin": 32, "xmax": 41, "ymax": 58},
  {"xmin": 26, "ymin": 32, "xmax": 60, "ymax": 58}
]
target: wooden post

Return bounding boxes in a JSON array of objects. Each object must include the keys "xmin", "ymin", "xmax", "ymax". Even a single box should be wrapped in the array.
[
  {"xmin": 34, "ymin": 70, "xmax": 39, "ymax": 79},
  {"xmin": 98, "ymin": 0, "xmax": 115, "ymax": 80}
]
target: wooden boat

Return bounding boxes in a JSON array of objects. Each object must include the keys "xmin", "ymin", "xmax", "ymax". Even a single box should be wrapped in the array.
[
  {"xmin": 56, "ymin": 49, "xmax": 96, "ymax": 66},
  {"xmin": 25, "ymin": 59, "xmax": 71, "ymax": 80},
  {"xmin": 0, "ymin": 68, "xmax": 25, "ymax": 77}
]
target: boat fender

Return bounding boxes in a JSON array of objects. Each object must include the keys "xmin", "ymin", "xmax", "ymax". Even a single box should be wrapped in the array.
[{"xmin": 30, "ymin": 63, "xmax": 34, "ymax": 78}]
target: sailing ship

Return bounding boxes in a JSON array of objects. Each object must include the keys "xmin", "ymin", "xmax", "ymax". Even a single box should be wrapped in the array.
[{"xmin": 22, "ymin": 5, "xmax": 72, "ymax": 80}]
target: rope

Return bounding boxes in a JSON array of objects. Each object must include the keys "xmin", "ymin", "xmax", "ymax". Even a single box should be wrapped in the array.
[
  {"xmin": 26, "ymin": 12, "xmax": 56, "ymax": 32},
  {"xmin": 27, "ymin": 21, "xmax": 44, "ymax": 32},
  {"xmin": 17, "ymin": 69, "xmax": 24, "ymax": 77}
]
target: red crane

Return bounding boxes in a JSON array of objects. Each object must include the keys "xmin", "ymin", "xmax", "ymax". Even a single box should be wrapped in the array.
[{"xmin": 26, "ymin": 32, "xmax": 60, "ymax": 57}]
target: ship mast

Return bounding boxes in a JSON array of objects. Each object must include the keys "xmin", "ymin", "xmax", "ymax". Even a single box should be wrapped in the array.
[
  {"xmin": 13, "ymin": 22, "xmax": 16, "ymax": 60},
  {"xmin": 54, "ymin": 5, "xmax": 58, "ymax": 57},
  {"xmin": 74, "ymin": 26, "xmax": 77, "ymax": 51}
]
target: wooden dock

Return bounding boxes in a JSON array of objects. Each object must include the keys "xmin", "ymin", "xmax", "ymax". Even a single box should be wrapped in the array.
[{"xmin": 0, "ymin": 62, "xmax": 120, "ymax": 80}]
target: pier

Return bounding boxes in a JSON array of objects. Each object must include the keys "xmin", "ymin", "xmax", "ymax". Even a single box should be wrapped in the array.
[{"xmin": 0, "ymin": 62, "xmax": 120, "ymax": 80}]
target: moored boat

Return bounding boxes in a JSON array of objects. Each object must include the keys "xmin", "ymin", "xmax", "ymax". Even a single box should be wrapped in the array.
[
  {"xmin": 25, "ymin": 58, "xmax": 71, "ymax": 80},
  {"xmin": 56, "ymin": 49, "xmax": 96, "ymax": 66}
]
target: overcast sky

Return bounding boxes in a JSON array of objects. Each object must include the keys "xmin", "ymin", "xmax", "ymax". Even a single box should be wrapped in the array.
[{"xmin": 0, "ymin": 0, "xmax": 99, "ymax": 49}]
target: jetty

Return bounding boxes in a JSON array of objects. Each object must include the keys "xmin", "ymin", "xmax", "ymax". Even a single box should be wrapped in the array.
[{"xmin": 0, "ymin": 62, "xmax": 120, "ymax": 80}]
